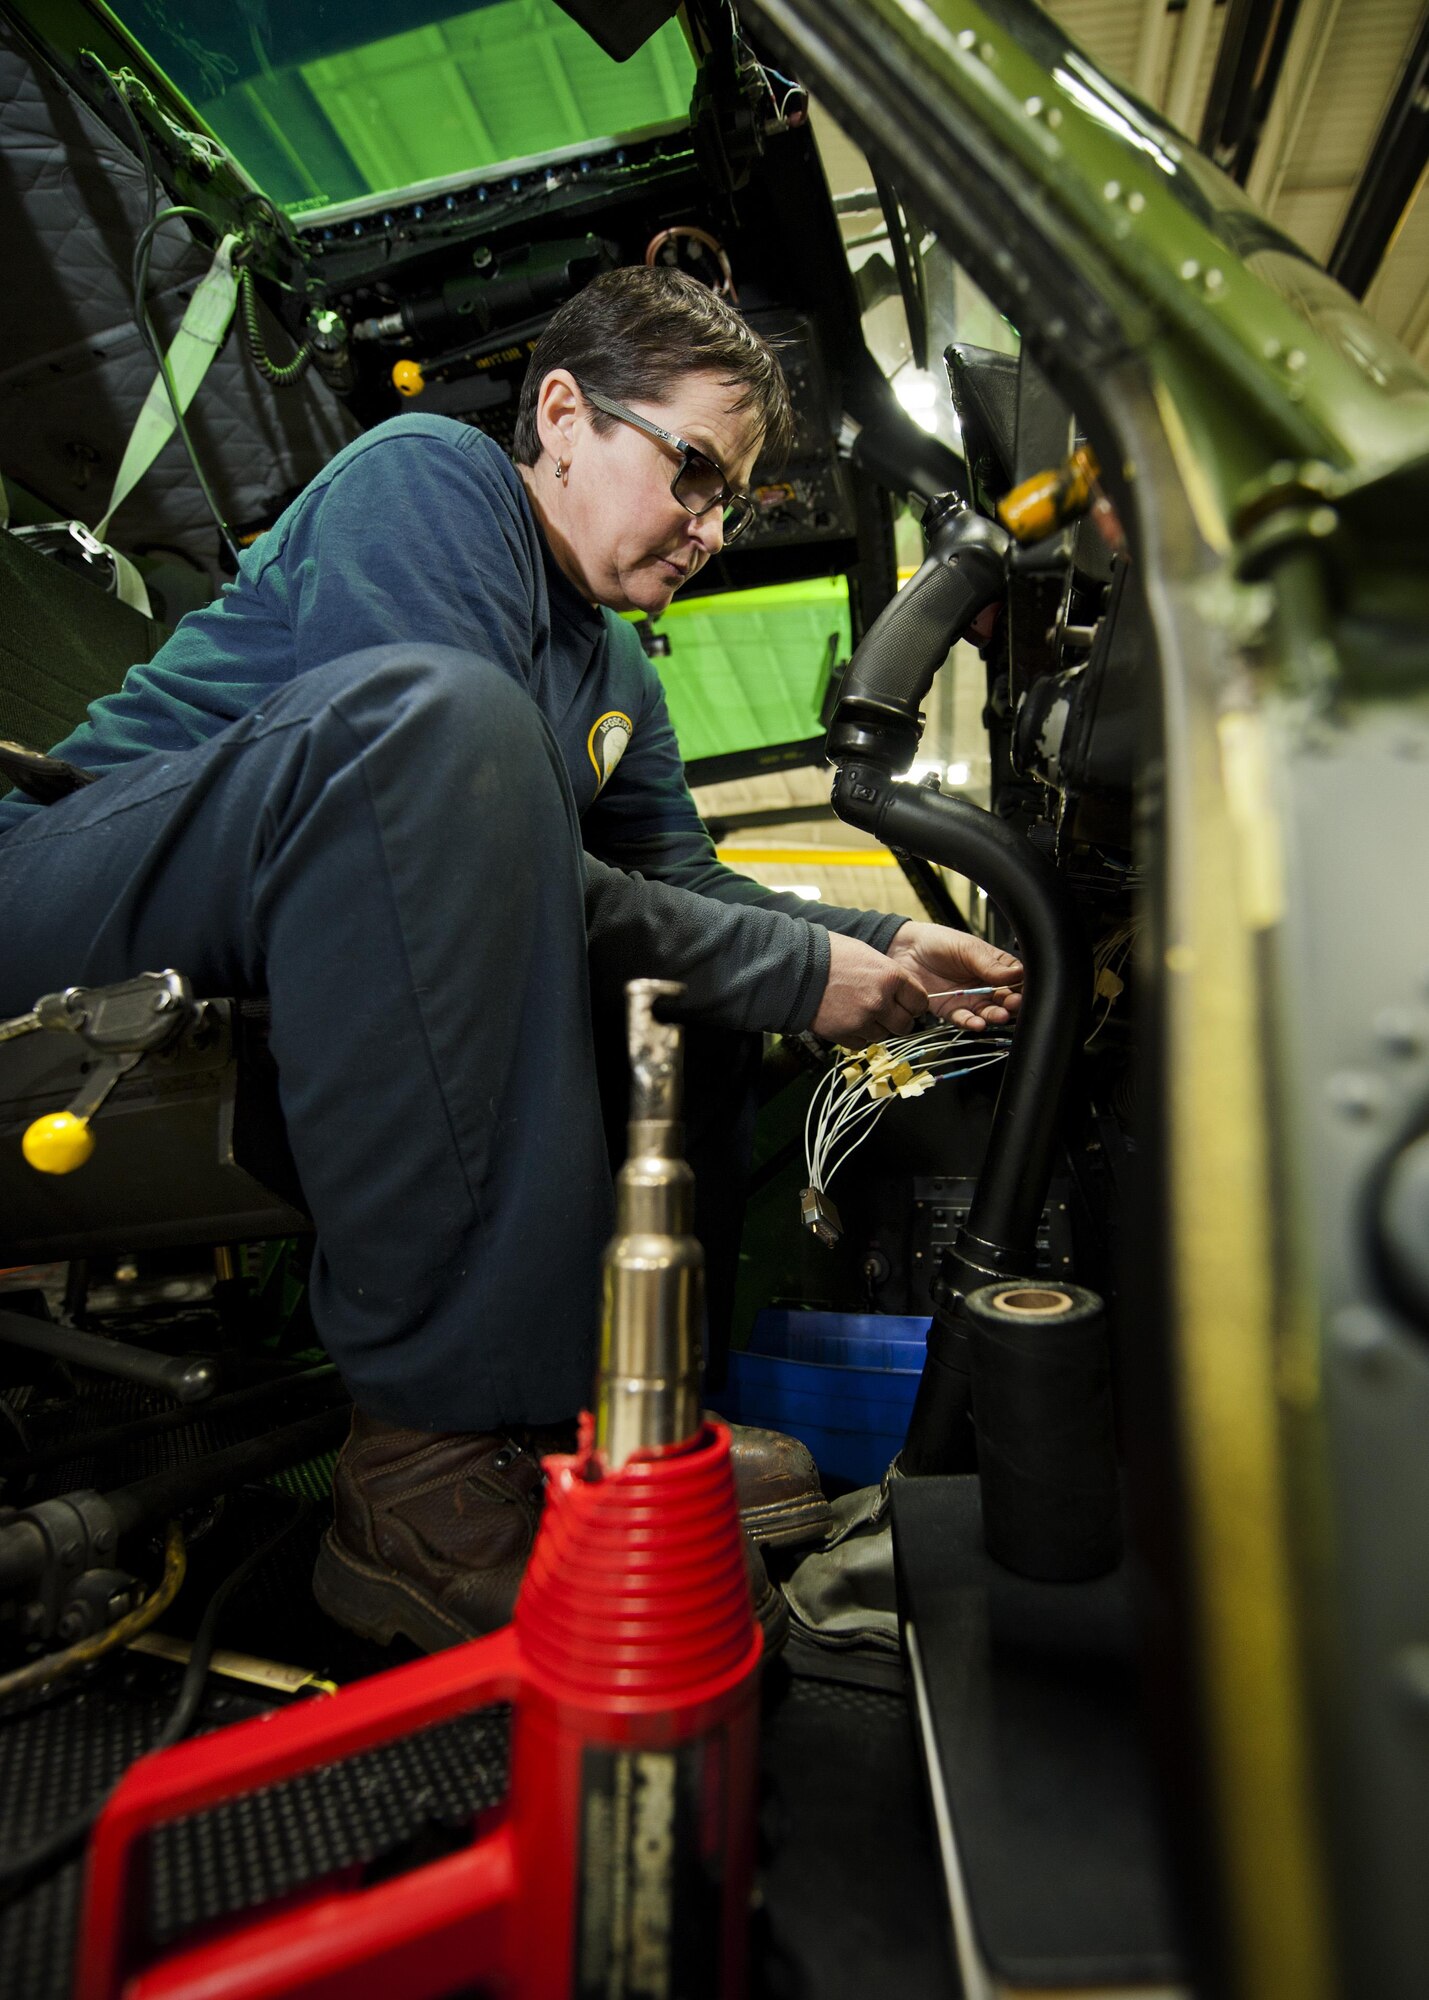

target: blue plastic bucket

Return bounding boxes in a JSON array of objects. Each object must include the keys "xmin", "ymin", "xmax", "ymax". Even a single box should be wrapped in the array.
[{"xmin": 709, "ymin": 1309, "xmax": 929, "ymax": 1488}]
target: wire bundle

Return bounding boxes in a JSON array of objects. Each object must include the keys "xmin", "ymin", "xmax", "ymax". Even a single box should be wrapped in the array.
[
  {"xmin": 800, "ymin": 1026, "xmax": 1010, "ymax": 1240},
  {"xmin": 1087, "ymin": 918, "xmax": 1138, "ymax": 1048}
]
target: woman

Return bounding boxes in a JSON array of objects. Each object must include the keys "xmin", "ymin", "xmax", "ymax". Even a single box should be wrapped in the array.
[{"xmin": 0, "ymin": 266, "xmax": 1020, "ymax": 1649}]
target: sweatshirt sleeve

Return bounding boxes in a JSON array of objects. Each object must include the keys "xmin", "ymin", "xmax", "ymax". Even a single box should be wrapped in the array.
[
  {"xmin": 5, "ymin": 423, "xmax": 547, "ymax": 792},
  {"xmin": 583, "ymin": 854, "xmax": 831, "ymax": 1034},
  {"xmin": 582, "ymin": 621, "xmax": 906, "ymax": 953},
  {"xmin": 285, "ymin": 427, "xmax": 547, "ymax": 684}
]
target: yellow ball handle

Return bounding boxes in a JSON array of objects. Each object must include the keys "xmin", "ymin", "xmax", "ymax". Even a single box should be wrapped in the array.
[
  {"xmin": 22, "ymin": 1111, "xmax": 96, "ymax": 1175},
  {"xmin": 392, "ymin": 358, "xmax": 426, "ymax": 398}
]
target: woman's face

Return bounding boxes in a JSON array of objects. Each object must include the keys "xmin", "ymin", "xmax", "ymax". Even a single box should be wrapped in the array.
[{"xmin": 528, "ymin": 369, "xmax": 763, "ymax": 616}]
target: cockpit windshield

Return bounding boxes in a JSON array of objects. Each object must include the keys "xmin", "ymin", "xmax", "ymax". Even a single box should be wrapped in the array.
[{"xmin": 102, "ymin": 0, "xmax": 695, "ymax": 213}]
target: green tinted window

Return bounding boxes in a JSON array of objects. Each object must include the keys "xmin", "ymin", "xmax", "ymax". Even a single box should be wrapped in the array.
[
  {"xmin": 108, "ymin": 1, "xmax": 694, "ymax": 212},
  {"xmin": 640, "ymin": 579, "xmax": 850, "ymax": 763}
]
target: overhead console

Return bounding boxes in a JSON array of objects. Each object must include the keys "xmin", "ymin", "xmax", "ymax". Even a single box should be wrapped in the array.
[{"xmin": 279, "ymin": 115, "xmax": 874, "ymax": 593}]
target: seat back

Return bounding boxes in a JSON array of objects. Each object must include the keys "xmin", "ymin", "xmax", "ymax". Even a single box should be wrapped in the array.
[
  {"xmin": 0, "ymin": 525, "xmax": 169, "ymax": 760},
  {"xmin": 0, "ymin": 531, "xmax": 310, "ymax": 1251}
]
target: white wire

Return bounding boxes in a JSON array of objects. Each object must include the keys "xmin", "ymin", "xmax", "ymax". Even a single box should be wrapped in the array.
[
  {"xmin": 822, "ymin": 1102, "xmax": 889, "ymax": 1185},
  {"xmin": 803, "ymin": 1029, "xmax": 1009, "ymax": 1197}
]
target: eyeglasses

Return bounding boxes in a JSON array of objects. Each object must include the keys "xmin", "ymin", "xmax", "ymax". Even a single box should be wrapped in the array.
[{"xmin": 578, "ymin": 384, "xmax": 755, "ymax": 543}]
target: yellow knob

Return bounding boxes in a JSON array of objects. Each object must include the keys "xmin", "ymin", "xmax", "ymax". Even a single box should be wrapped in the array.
[
  {"xmin": 998, "ymin": 444, "xmax": 1101, "ymax": 544},
  {"xmin": 392, "ymin": 358, "xmax": 426, "ymax": 398},
  {"xmin": 22, "ymin": 1112, "xmax": 96, "ymax": 1175}
]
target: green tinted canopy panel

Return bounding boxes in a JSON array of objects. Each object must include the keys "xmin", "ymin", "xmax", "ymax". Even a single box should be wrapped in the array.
[
  {"xmin": 642, "ymin": 578, "xmax": 850, "ymax": 764},
  {"xmin": 104, "ymin": 0, "xmax": 695, "ymax": 212}
]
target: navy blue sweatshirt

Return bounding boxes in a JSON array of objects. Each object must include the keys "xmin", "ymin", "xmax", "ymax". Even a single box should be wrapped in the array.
[{"xmin": 0, "ymin": 416, "xmax": 902, "ymax": 1029}]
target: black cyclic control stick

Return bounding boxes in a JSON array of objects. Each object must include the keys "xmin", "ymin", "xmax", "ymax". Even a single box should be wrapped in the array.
[{"xmin": 825, "ymin": 495, "xmax": 1090, "ymax": 1476}]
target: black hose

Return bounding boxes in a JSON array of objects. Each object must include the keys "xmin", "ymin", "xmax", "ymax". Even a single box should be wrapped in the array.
[
  {"xmin": 108, "ymin": 1404, "xmax": 349, "ymax": 1538},
  {"xmin": 825, "ymin": 494, "xmax": 1089, "ymax": 1472},
  {"xmin": 0, "ymin": 1363, "xmax": 340, "ymax": 1486},
  {"xmin": 239, "ymin": 266, "xmax": 312, "ymax": 386},
  {"xmin": 833, "ymin": 767, "xmax": 1089, "ymax": 1271}
]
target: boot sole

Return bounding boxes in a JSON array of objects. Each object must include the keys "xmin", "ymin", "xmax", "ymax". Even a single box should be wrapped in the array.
[
  {"xmin": 312, "ymin": 1528, "xmax": 478, "ymax": 1655},
  {"xmin": 740, "ymin": 1493, "xmax": 835, "ymax": 1552}
]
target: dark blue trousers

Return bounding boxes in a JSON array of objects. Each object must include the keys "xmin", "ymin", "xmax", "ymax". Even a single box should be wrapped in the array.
[{"xmin": 0, "ymin": 646, "xmax": 617, "ymax": 1431}]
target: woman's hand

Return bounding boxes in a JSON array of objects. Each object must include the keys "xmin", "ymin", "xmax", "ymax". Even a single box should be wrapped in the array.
[
  {"xmin": 810, "ymin": 924, "xmax": 1023, "ymax": 1046},
  {"xmin": 810, "ymin": 932, "xmax": 931, "ymax": 1044},
  {"xmin": 883, "ymin": 921, "xmax": 1023, "ymax": 1032}
]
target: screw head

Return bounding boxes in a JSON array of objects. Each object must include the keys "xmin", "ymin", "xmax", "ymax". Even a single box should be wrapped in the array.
[
  {"xmin": 1327, "ymin": 1071, "xmax": 1383, "ymax": 1120},
  {"xmin": 1375, "ymin": 1009, "xmax": 1422, "ymax": 1059},
  {"xmin": 1333, "ymin": 1305, "xmax": 1396, "ymax": 1375}
]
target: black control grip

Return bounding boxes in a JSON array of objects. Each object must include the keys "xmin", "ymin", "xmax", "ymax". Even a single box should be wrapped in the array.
[{"xmin": 837, "ymin": 508, "xmax": 1010, "ymax": 724}]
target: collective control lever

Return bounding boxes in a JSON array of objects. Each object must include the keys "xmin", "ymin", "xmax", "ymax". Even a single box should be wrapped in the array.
[{"xmin": 2, "ymin": 970, "xmax": 200, "ymax": 1174}]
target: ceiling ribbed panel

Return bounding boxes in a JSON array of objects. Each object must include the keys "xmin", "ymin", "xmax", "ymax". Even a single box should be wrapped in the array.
[
  {"xmin": 1158, "ymin": 0, "xmax": 1232, "ymax": 132},
  {"xmin": 1366, "ymin": 198, "xmax": 1429, "ymax": 364},
  {"xmin": 1038, "ymin": 1, "xmax": 1146, "ymax": 88},
  {"xmin": 1040, "ymin": 0, "xmax": 1427, "ymax": 350},
  {"xmin": 1044, "ymin": 0, "xmax": 1232, "ymax": 131},
  {"xmin": 1270, "ymin": 0, "xmax": 1423, "ymax": 260}
]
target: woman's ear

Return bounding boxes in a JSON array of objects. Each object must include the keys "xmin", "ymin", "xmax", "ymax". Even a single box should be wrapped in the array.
[{"xmin": 535, "ymin": 370, "xmax": 582, "ymax": 464}]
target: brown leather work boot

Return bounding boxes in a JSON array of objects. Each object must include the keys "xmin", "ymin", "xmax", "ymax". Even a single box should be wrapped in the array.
[
  {"xmin": 312, "ymin": 1411, "xmax": 544, "ymax": 1654},
  {"xmin": 313, "ymin": 1410, "xmax": 800, "ymax": 1656},
  {"xmin": 720, "ymin": 1420, "xmax": 834, "ymax": 1552}
]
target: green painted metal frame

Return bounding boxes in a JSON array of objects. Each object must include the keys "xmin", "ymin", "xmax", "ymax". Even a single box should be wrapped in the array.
[{"xmin": 733, "ymin": 9, "xmax": 1429, "ymax": 2000}]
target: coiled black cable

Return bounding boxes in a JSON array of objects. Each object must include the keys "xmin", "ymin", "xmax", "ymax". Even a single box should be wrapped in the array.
[{"xmin": 238, "ymin": 265, "xmax": 313, "ymax": 387}]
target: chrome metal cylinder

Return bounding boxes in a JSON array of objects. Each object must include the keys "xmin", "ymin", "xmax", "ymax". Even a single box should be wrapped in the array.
[{"xmin": 594, "ymin": 980, "xmax": 704, "ymax": 1468}]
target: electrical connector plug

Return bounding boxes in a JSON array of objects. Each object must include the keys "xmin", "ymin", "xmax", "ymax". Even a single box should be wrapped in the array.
[{"xmin": 799, "ymin": 1186, "xmax": 843, "ymax": 1248}]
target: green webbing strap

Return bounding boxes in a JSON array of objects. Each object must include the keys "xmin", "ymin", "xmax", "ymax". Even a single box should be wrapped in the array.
[{"xmin": 95, "ymin": 231, "xmax": 240, "ymax": 550}]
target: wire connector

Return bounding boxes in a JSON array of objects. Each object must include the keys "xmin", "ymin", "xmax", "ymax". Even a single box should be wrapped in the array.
[{"xmin": 799, "ymin": 1186, "xmax": 843, "ymax": 1248}]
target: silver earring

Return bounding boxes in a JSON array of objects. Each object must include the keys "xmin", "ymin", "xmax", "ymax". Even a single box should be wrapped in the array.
[{"xmin": 555, "ymin": 458, "xmax": 566, "ymax": 483}]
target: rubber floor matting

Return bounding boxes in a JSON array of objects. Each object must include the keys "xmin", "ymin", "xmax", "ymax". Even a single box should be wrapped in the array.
[{"xmin": 0, "ymin": 1376, "xmax": 957, "ymax": 2000}]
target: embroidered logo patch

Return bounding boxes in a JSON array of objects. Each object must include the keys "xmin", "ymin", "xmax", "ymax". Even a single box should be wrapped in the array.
[{"xmin": 587, "ymin": 710, "xmax": 633, "ymax": 792}]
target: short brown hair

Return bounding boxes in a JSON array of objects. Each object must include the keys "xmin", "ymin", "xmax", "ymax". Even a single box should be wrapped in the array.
[{"xmin": 511, "ymin": 265, "xmax": 794, "ymax": 469}]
